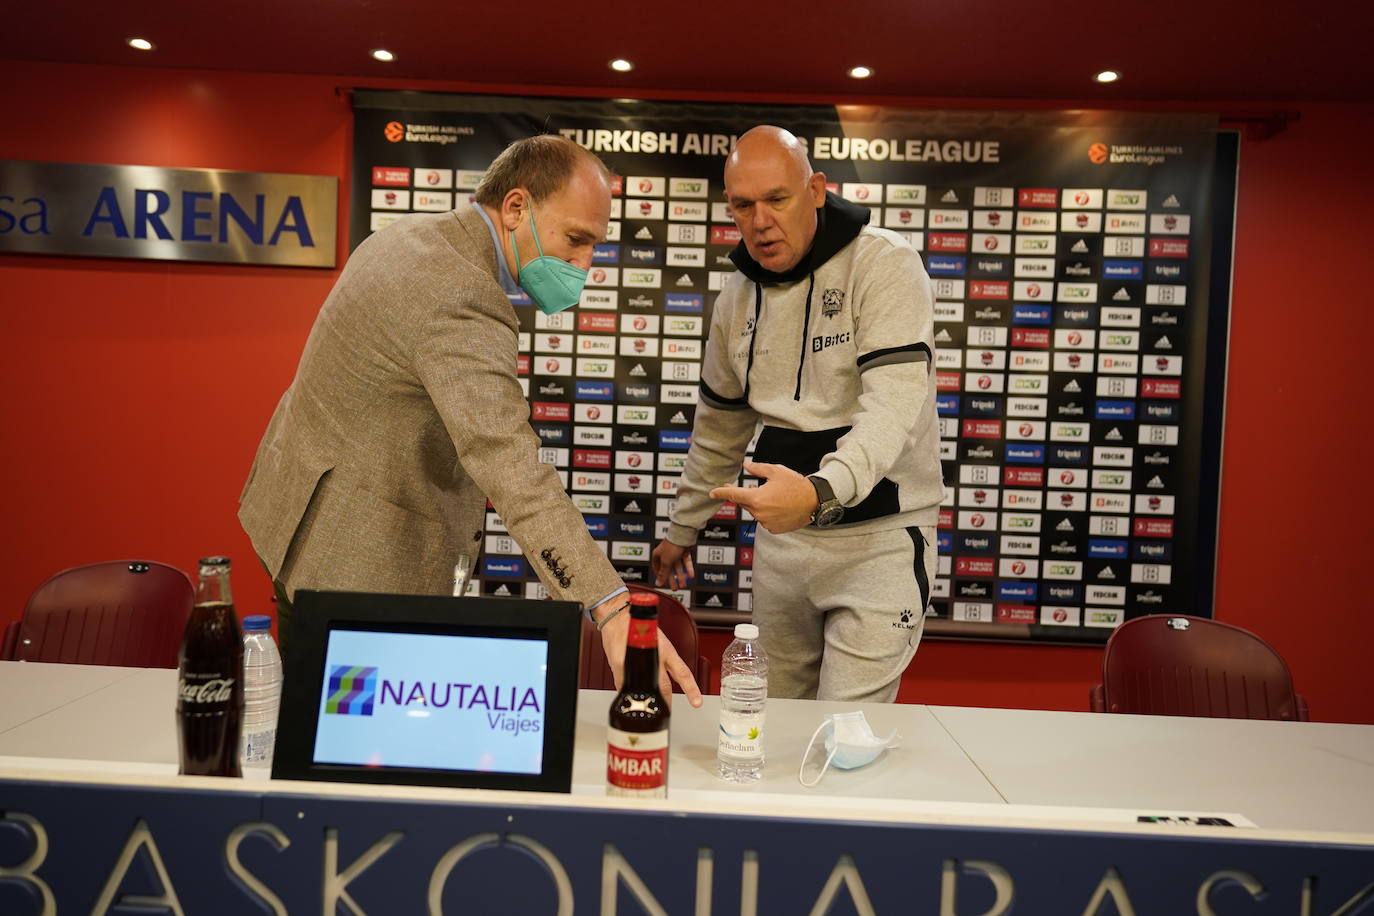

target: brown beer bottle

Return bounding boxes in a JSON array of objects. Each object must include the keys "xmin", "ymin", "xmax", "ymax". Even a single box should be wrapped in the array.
[
  {"xmin": 606, "ymin": 592, "xmax": 669, "ymax": 797},
  {"xmin": 176, "ymin": 556, "xmax": 244, "ymax": 776}
]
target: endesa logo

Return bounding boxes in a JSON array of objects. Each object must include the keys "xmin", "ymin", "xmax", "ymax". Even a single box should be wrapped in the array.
[
  {"xmin": 482, "ymin": 557, "xmax": 527, "ymax": 578},
  {"xmin": 1004, "ymin": 444, "xmax": 1044, "ymax": 464},
  {"xmin": 1102, "ymin": 260, "xmax": 1143, "ymax": 280},
  {"xmin": 998, "ymin": 582, "xmax": 1037, "ymax": 601},
  {"xmin": 659, "ymin": 430, "xmax": 691, "ymax": 450},
  {"xmin": 1013, "ymin": 305, "xmax": 1052, "ymax": 325},
  {"xmin": 575, "ymin": 381, "xmax": 614, "ymax": 401},
  {"xmin": 1088, "ymin": 539, "xmax": 1128, "ymax": 559},
  {"xmin": 1095, "ymin": 400, "xmax": 1136, "ymax": 420},
  {"xmin": 665, "ymin": 293, "xmax": 703, "ymax": 313},
  {"xmin": 927, "ymin": 255, "xmax": 967, "ymax": 276}
]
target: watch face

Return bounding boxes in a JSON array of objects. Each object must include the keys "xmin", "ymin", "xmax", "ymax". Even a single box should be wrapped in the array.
[{"xmin": 815, "ymin": 502, "xmax": 844, "ymax": 527}]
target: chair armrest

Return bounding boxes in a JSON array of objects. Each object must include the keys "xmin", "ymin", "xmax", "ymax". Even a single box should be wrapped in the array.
[{"xmin": 1088, "ymin": 683, "xmax": 1106, "ymax": 713}]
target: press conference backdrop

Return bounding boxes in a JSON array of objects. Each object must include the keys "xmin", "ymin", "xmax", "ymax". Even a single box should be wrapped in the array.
[{"xmin": 349, "ymin": 92, "xmax": 1234, "ymax": 645}]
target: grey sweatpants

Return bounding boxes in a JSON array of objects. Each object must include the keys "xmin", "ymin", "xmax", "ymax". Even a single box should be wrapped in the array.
[{"xmin": 752, "ymin": 524, "xmax": 936, "ymax": 703}]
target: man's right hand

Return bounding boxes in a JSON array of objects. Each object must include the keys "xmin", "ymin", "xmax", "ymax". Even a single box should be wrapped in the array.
[{"xmin": 651, "ymin": 540, "xmax": 695, "ymax": 590}]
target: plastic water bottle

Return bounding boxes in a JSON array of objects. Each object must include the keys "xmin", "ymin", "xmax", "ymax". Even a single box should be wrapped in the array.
[
  {"xmin": 239, "ymin": 615, "xmax": 283, "ymax": 771},
  {"xmin": 717, "ymin": 623, "xmax": 768, "ymax": 782}
]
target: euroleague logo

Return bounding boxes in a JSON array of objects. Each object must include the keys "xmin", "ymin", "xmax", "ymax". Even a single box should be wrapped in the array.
[
  {"xmin": 384, "ymin": 121, "xmax": 405, "ymax": 143},
  {"xmin": 1088, "ymin": 141, "xmax": 1109, "ymax": 164}
]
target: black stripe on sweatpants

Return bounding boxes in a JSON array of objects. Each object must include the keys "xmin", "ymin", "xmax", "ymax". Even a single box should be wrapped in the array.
[{"xmin": 906, "ymin": 527, "xmax": 930, "ymax": 610}]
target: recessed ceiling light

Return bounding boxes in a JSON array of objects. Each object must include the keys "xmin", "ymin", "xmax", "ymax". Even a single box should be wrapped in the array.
[
  {"xmin": 609, "ymin": 59, "xmax": 634, "ymax": 73},
  {"xmin": 848, "ymin": 66, "xmax": 873, "ymax": 79},
  {"xmin": 371, "ymin": 49, "xmax": 395, "ymax": 62},
  {"xmin": 1094, "ymin": 70, "xmax": 1120, "ymax": 84},
  {"xmin": 127, "ymin": 38, "xmax": 154, "ymax": 51}
]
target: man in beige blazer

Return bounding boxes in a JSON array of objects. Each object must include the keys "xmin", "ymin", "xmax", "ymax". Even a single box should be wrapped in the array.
[{"xmin": 240, "ymin": 135, "xmax": 701, "ymax": 704}]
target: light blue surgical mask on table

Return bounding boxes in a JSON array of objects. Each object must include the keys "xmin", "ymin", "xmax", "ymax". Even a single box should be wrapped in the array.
[
  {"xmin": 798, "ymin": 711, "xmax": 900, "ymax": 787},
  {"xmin": 510, "ymin": 202, "xmax": 587, "ymax": 315}
]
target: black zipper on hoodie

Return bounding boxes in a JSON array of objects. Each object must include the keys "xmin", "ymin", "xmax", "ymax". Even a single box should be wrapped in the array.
[{"xmin": 793, "ymin": 273, "xmax": 816, "ymax": 401}]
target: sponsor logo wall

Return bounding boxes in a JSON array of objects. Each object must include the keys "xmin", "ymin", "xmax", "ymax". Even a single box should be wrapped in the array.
[{"xmin": 352, "ymin": 93, "xmax": 1229, "ymax": 643}]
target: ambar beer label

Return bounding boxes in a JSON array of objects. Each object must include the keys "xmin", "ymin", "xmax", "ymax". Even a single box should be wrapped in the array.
[{"xmin": 607, "ymin": 727, "xmax": 668, "ymax": 796}]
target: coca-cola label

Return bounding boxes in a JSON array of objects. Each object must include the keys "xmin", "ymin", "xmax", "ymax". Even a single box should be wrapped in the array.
[
  {"xmin": 179, "ymin": 675, "xmax": 236, "ymax": 705},
  {"xmin": 607, "ymin": 727, "xmax": 668, "ymax": 795}
]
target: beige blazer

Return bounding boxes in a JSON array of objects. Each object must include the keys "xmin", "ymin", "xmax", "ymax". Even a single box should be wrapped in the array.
[{"xmin": 239, "ymin": 206, "xmax": 624, "ymax": 610}]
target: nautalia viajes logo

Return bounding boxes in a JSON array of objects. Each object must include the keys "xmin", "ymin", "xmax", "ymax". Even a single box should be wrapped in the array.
[{"xmin": 326, "ymin": 665, "xmax": 378, "ymax": 716}]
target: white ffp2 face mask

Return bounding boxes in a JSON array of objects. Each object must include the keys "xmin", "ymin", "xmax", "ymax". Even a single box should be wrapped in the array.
[{"xmin": 797, "ymin": 711, "xmax": 900, "ymax": 787}]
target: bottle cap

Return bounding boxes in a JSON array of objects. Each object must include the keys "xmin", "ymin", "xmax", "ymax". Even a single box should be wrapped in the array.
[
  {"xmin": 734, "ymin": 623, "xmax": 759, "ymax": 639},
  {"xmin": 628, "ymin": 590, "xmax": 660, "ymax": 606},
  {"xmin": 198, "ymin": 556, "xmax": 232, "ymax": 568},
  {"xmin": 242, "ymin": 615, "xmax": 272, "ymax": 631}
]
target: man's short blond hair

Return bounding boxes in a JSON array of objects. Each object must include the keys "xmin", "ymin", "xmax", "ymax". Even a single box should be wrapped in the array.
[{"xmin": 474, "ymin": 135, "xmax": 609, "ymax": 207}]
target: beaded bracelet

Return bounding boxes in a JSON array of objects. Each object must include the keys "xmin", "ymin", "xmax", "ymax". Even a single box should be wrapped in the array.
[{"xmin": 594, "ymin": 602, "xmax": 629, "ymax": 631}]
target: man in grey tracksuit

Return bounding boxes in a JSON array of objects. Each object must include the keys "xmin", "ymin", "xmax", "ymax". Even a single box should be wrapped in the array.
[{"xmin": 651, "ymin": 126, "xmax": 944, "ymax": 702}]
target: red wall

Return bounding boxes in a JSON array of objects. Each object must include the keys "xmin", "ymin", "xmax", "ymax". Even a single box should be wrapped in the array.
[{"xmin": 2, "ymin": 61, "xmax": 1369, "ymax": 723}]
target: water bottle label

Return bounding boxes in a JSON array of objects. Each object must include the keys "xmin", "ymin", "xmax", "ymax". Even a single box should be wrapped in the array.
[
  {"xmin": 607, "ymin": 727, "xmax": 668, "ymax": 796},
  {"xmin": 718, "ymin": 712, "xmax": 764, "ymax": 759},
  {"xmin": 241, "ymin": 728, "xmax": 276, "ymax": 764}
]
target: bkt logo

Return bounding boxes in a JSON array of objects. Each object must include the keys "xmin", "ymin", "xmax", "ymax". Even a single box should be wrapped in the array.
[
  {"xmin": 326, "ymin": 665, "xmax": 378, "ymax": 716},
  {"xmin": 575, "ymin": 381, "xmax": 614, "ymax": 401},
  {"xmin": 665, "ymin": 293, "xmax": 703, "ymax": 312}
]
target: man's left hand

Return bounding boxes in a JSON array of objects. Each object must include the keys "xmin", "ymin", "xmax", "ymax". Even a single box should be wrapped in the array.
[{"xmin": 710, "ymin": 460, "xmax": 818, "ymax": 534}]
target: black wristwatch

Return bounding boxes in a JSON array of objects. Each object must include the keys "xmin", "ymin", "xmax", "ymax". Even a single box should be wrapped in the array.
[{"xmin": 807, "ymin": 475, "xmax": 844, "ymax": 528}]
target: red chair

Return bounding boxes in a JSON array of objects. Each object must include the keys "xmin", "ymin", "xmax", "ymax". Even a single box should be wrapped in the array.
[
  {"xmin": 1089, "ymin": 614, "xmax": 1309, "ymax": 720},
  {"xmin": 4, "ymin": 561, "xmax": 194, "ymax": 668},
  {"xmin": 580, "ymin": 583, "xmax": 711, "ymax": 694}
]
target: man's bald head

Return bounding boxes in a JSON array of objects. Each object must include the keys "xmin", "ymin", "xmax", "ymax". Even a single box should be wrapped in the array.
[
  {"xmin": 723, "ymin": 125, "xmax": 828, "ymax": 274},
  {"xmin": 726, "ymin": 126, "xmax": 814, "ymax": 184}
]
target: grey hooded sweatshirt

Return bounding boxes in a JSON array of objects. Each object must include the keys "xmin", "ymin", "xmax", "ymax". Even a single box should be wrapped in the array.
[{"xmin": 666, "ymin": 192, "xmax": 945, "ymax": 545}]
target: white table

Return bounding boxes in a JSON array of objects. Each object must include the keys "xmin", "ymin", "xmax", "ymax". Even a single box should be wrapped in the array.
[{"xmin": 4, "ymin": 660, "xmax": 1373, "ymax": 835}]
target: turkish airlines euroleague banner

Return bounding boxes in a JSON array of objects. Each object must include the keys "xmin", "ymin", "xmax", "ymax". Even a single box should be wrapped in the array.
[{"xmin": 350, "ymin": 91, "xmax": 1229, "ymax": 644}]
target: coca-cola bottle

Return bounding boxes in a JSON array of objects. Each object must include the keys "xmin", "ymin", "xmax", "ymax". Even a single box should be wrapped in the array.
[
  {"xmin": 177, "ymin": 556, "xmax": 244, "ymax": 776},
  {"xmin": 606, "ymin": 592, "xmax": 669, "ymax": 797}
]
